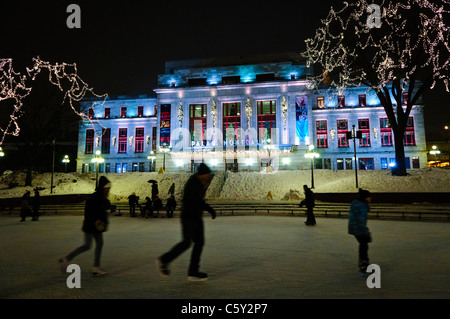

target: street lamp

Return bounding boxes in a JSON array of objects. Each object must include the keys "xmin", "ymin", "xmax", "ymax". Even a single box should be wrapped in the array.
[
  {"xmin": 147, "ymin": 151, "xmax": 156, "ymax": 172},
  {"xmin": 0, "ymin": 147, "xmax": 4, "ymax": 157},
  {"xmin": 430, "ymin": 145, "xmax": 441, "ymax": 167},
  {"xmin": 304, "ymin": 144, "xmax": 319, "ymax": 189},
  {"xmin": 160, "ymin": 144, "xmax": 170, "ymax": 172},
  {"xmin": 264, "ymin": 138, "xmax": 275, "ymax": 169},
  {"xmin": 92, "ymin": 150, "xmax": 104, "ymax": 188},
  {"xmin": 62, "ymin": 155, "xmax": 70, "ymax": 172}
]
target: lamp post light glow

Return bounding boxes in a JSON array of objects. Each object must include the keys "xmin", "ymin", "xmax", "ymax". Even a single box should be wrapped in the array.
[
  {"xmin": 92, "ymin": 150, "xmax": 104, "ymax": 188},
  {"xmin": 160, "ymin": 144, "xmax": 171, "ymax": 172},
  {"xmin": 62, "ymin": 155, "xmax": 70, "ymax": 172},
  {"xmin": 0, "ymin": 147, "xmax": 4, "ymax": 157},
  {"xmin": 147, "ymin": 151, "xmax": 156, "ymax": 172},
  {"xmin": 430, "ymin": 145, "xmax": 441, "ymax": 167},
  {"xmin": 304, "ymin": 144, "xmax": 319, "ymax": 189}
]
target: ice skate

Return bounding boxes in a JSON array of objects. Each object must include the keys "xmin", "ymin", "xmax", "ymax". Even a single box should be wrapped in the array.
[
  {"xmin": 92, "ymin": 267, "xmax": 108, "ymax": 276},
  {"xmin": 58, "ymin": 257, "xmax": 70, "ymax": 273},
  {"xmin": 188, "ymin": 271, "xmax": 208, "ymax": 282},
  {"xmin": 156, "ymin": 258, "xmax": 170, "ymax": 277}
]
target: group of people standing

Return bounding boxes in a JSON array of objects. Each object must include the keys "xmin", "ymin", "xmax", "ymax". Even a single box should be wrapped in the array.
[
  {"xmin": 127, "ymin": 182, "xmax": 177, "ymax": 218},
  {"xmin": 58, "ymin": 163, "xmax": 373, "ymax": 279}
]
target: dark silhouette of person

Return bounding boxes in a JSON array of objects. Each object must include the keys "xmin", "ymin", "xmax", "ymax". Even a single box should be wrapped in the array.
[
  {"xmin": 168, "ymin": 183, "xmax": 175, "ymax": 196},
  {"xmin": 59, "ymin": 176, "xmax": 111, "ymax": 276},
  {"xmin": 166, "ymin": 195, "xmax": 177, "ymax": 218},
  {"xmin": 157, "ymin": 163, "xmax": 216, "ymax": 281},
  {"xmin": 32, "ymin": 188, "xmax": 40, "ymax": 221},
  {"xmin": 153, "ymin": 195, "xmax": 163, "ymax": 217},
  {"xmin": 151, "ymin": 182, "xmax": 159, "ymax": 200},
  {"xmin": 143, "ymin": 196, "xmax": 152, "ymax": 218},
  {"xmin": 348, "ymin": 188, "xmax": 372, "ymax": 273},
  {"xmin": 128, "ymin": 192, "xmax": 138, "ymax": 217},
  {"xmin": 300, "ymin": 185, "xmax": 316, "ymax": 225},
  {"xmin": 20, "ymin": 191, "xmax": 32, "ymax": 222}
]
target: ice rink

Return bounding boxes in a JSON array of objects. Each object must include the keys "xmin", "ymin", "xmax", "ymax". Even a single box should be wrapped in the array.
[{"xmin": 1, "ymin": 213, "xmax": 449, "ymax": 301}]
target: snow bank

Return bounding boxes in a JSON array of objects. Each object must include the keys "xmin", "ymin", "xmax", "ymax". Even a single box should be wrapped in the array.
[{"xmin": 0, "ymin": 168, "xmax": 449, "ymax": 202}]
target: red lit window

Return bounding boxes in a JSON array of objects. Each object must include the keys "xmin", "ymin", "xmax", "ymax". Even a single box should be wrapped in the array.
[
  {"xmin": 121, "ymin": 107, "xmax": 127, "ymax": 118},
  {"xmin": 137, "ymin": 106, "xmax": 144, "ymax": 117},
  {"xmin": 257, "ymin": 101, "xmax": 276, "ymax": 142},
  {"xmin": 380, "ymin": 117, "xmax": 393, "ymax": 146},
  {"xmin": 404, "ymin": 117, "xmax": 415, "ymax": 145},
  {"xmin": 316, "ymin": 120, "xmax": 328, "ymax": 148},
  {"xmin": 190, "ymin": 104, "xmax": 207, "ymax": 145},
  {"xmin": 337, "ymin": 119, "xmax": 348, "ymax": 147},
  {"xmin": 317, "ymin": 96, "xmax": 325, "ymax": 108},
  {"xmin": 85, "ymin": 129, "xmax": 94, "ymax": 154},
  {"xmin": 88, "ymin": 108, "xmax": 94, "ymax": 119},
  {"xmin": 358, "ymin": 118, "xmax": 370, "ymax": 147},
  {"xmin": 337, "ymin": 95, "xmax": 345, "ymax": 108},
  {"xmin": 359, "ymin": 94, "xmax": 366, "ymax": 107},
  {"xmin": 101, "ymin": 128, "xmax": 111, "ymax": 154},
  {"xmin": 223, "ymin": 103, "xmax": 241, "ymax": 143},
  {"xmin": 118, "ymin": 128, "xmax": 127, "ymax": 153},
  {"xmin": 104, "ymin": 107, "xmax": 110, "ymax": 118},
  {"xmin": 135, "ymin": 127, "xmax": 144, "ymax": 153},
  {"xmin": 402, "ymin": 92, "xmax": 409, "ymax": 105}
]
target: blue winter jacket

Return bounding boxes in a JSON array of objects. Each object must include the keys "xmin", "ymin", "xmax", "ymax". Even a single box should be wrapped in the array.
[{"xmin": 348, "ymin": 199, "xmax": 370, "ymax": 236}]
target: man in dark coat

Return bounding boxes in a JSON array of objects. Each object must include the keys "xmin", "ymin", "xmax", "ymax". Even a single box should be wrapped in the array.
[
  {"xmin": 128, "ymin": 192, "xmax": 138, "ymax": 217},
  {"xmin": 157, "ymin": 163, "xmax": 216, "ymax": 281},
  {"xmin": 300, "ymin": 184, "xmax": 316, "ymax": 225},
  {"xmin": 59, "ymin": 176, "xmax": 111, "ymax": 276}
]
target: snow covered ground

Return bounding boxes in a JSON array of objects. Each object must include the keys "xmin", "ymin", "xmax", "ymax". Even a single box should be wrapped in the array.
[{"xmin": 0, "ymin": 167, "xmax": 449, "ymax": 203}]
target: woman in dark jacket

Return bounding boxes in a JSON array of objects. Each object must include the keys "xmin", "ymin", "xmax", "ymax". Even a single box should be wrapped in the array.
[{"xmin": 59, "ymin": 176, "xmax": 111, "ymax": 276}]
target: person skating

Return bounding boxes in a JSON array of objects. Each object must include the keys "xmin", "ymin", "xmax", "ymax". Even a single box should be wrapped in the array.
[
  {"xmin": 59, "ymin": 176, "xmax": 111, "ymax": 276},
  {"xmin": 299, "ymin": 185, "xmax": 316, "ymax": 225},
  {"xmin": 156, "ymin": 163, "xmax": 216, "ymax": 281},
  {"xmin": 348, "ymin": 188, "xmax": 372, "ymax": 273}
]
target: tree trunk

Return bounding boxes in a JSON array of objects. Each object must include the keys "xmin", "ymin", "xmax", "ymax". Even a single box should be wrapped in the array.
[
  {"xmin": 25, "ymin": 165, "xmax": 33, "ymax": 186},
  {"xmin": 392, "ymin": 128, "xmax": 407, "ymax": 176}
]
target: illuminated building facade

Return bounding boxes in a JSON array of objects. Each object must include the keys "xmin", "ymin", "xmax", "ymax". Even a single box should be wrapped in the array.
[{"xmin": 77, "ymin": 53, "xmax": 427, "ymax": 173}]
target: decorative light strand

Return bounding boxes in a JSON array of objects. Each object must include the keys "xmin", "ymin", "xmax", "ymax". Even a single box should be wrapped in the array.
[
  {"xmin": 0, "ymin": 56, "xmax": 108, "ymax": 145},
  {"xmin": 303, "ymin": 0, "xmax": 450, "ymax": 98}
]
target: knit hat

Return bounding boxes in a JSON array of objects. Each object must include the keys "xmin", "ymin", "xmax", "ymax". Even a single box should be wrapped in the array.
[
  {"xmin": 97, "ymin": 176, "xmax": 111, "ymax": 190},
  {"xmin": 359, "ymin": 188, "xmax": 371, "ymax": 200},
  {"xmin": 197, "ymin": 163, "xmax": 212, "ymax": 175}
]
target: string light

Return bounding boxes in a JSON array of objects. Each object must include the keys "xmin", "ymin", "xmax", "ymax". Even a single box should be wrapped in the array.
[
  {"xmin": 303, "ymin": 0, "xmax": 449, "ymax": 96},
  {"xmin": 0, "ymin": 56, "xmax": 108, "ymax": 145}
]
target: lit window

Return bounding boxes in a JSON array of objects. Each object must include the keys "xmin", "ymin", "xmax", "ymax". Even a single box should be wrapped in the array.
[
  {"xmin": 121, "ymin": 106, "xmax": 127, "ymax": 118},
  {"xmin": 316, "ymin": 120, "xmax": 328, "ymax": 148},
  {"xmin": 137, "ymin": 106, "xmax": 144, "ymax": 117},
  {"xmin": 337, "ymin": 95, "xmax": 345, "ymax": 108},
  {"xmin": 317, "ymin": 96, "xmax": 325, "ymax": 108},
  {"xmin": 358, "ymin": 94, "xmax": 366, "ymax": 107}
]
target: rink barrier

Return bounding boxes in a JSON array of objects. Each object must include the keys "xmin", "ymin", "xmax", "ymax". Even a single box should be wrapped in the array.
[{"xmin": 1, "ymin": 194, "xmax": 449, "ymax": 221}]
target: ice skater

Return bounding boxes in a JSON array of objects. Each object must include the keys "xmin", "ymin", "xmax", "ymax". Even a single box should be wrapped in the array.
[
  {"xmin": 59, "ymin": 176, "xmax": 111, "ymax": 276},
  {"xmin": 299, "ymin": 185, "xmax": 316, "ymax": 225},
  {"xmin": 156, "ymin": 163, "xmax": 216, "ymax": 281},
  {"xmin": 348, "ymin": 188, "xmax": 372, "ymax": 274}
]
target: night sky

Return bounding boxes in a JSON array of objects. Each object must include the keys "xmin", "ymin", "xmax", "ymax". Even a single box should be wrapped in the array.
[{"xmin": 1, "ymin": 0, "xmax": 449, "ymax": 139}]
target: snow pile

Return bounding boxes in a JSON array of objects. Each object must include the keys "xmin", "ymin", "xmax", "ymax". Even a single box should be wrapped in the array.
[{"xmin": 0, "ymin": 168, "xmax": 449, "ymax": 202}]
